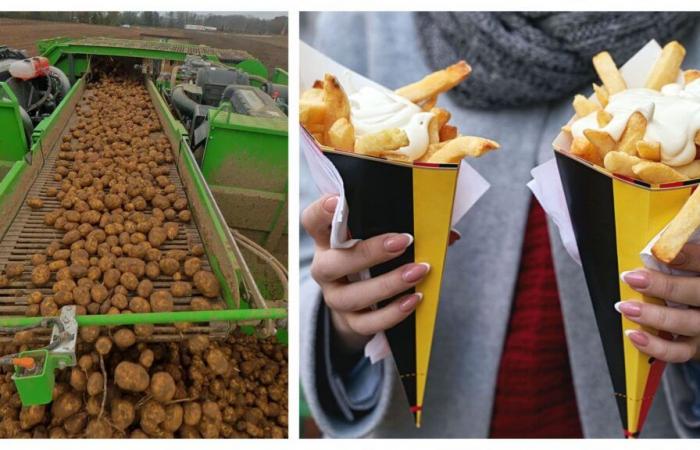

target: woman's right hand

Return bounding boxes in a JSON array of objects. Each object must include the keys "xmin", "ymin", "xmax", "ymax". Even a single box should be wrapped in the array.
[{"xmin": 301, "ymin": 194, "xmax": 431, "ymax": 354}]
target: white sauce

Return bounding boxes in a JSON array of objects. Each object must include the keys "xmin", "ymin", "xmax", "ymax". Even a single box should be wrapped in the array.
[
  {"xmin": 349, "ymin": 86, "xmax": 433, "ymax": 161},
  {"xmin": 571, "ymin": 79, "xmax": 700, "ymax": 166}
]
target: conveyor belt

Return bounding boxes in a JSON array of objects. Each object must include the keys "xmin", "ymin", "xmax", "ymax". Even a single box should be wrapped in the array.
[{"xmin": 0, "ymin": 80, "xmax": 229, "ymax": 340}]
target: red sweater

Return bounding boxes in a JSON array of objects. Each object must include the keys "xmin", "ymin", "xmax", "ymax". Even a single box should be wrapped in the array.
[{"xmin": 489, "ymin": 200, "xmax": 583, "ymax": 438}]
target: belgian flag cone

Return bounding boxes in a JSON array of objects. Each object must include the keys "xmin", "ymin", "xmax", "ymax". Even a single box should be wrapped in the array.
[
  {"xmin": 555, "ymin": 150, "xmax": 696, "ymax": 437},
  {"xmin": 324, "ymin": 149, "xmax": 460, "ymax": 427}
]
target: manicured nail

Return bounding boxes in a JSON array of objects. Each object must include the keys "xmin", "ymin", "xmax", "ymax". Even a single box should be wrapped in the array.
[
  {"xmin": 399, "ymin": 293, "xmax": 423, "ymax": 312},
  {"xmin": 615, "ymin": 301, "xmax": 642, "ymax": 317},
  {"xmin": 402, "ymin": 263, "xmax": 430, "ymax": 283},
  {"xmin": 671, "ymin": 252, "xmax": 687, "ymax": 266},
  {"xmin": 384, "ymin": 233, "xmax": 413, "ymax": 252},
  {"xmin": 625, "ymin": 329, "xmax": 649, "ymax": 346},
  {"xmin": 620, "ymin": 270, "xmax": 650, "ymax": 289},
  {"xmin": 322, "ymin": 196, "xmax": 339, "ymax": 213}
]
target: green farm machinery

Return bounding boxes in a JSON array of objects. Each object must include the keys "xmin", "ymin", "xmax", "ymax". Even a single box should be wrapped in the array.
[{"xmin": 0, "ymin": 37, "xmax": 288, "ymax": 407}]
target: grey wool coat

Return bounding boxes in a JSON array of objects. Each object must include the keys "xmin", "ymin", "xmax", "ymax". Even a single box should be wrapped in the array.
[{"xmin": 300, "ymin": 12, "xmax": 700, "ymax": 438}]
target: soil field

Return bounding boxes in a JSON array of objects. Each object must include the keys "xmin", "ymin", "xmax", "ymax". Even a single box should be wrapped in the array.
[{"xmin": 0, "ymin": 18, "xmax": 287, "ymax": 72}]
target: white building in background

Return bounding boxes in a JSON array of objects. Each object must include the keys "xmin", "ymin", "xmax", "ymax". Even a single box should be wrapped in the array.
[{"xmin": 184, "ymin": 24, "xmax": 217, "ymax": 31}]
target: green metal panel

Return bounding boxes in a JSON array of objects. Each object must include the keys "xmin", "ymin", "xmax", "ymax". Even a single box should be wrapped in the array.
[
  {"xmin": 272, "ymin": 68, "xmax": 288, "ymax": 85},
  {"xmin": 0, "ymin": 82, "xmax": 28, "ymax": 161},
  {"xmin": 236, "ymin": 59, "xmax": 269, "ymax": 81},
  {"xmin": 54, "ymin": 55, "xmax": 89, "ymax": 80},
  {"xmin": 202, "ymin": 106, "xmax": 288, "ymax": 194}
]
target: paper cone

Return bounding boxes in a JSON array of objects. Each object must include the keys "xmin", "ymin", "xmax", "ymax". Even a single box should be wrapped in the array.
[
  {"xmin": 323, "ymin": 149, "xmax": 458, "ymax": 426},
  {"xmin": 555, "ymin": 150, "xmax": 696, "ymax": 436}
]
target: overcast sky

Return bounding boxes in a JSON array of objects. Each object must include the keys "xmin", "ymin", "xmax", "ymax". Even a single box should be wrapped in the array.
[{"xmin": 202, "ymin": 12, "xmax": 287, "ymax": 19}]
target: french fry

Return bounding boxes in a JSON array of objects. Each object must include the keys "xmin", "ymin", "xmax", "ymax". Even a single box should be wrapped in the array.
[
  {"xmin": 355, "ymin": 128, "xmax": 409, "ymax": 157},
  {"xmin": 684, "ymin": 69, "xmax": 700, "ymax": 85},
  {"xmin": 323, "ymin": 73, "xmax": 351, "ymax": 126},
  {"xmin": 561, "ymin": 124, "xmax": 572, "ymax": 134},
  {"xmin": 583, "ymin": 129, "xmax": 616, "ymax": 157},
  {"xmin": 421, "ymin": 96, "xmax": 438, "ymax": 111},
  {"xmin": 592, "ymin": 51, "xmax": 627, "ymax": 94},
  {"xmin": 417, "ymin": 143, "xmax": 446, "ymax": 162},
  {"xmin": 603, "ymin": 151, "xmax": 641, "ymax": 177},
  {"xmin": 427, "ymin": 116, "xmax": 440, "ymax": 144},
  {"xmin": 427, "ymin": 136, "xmax": 499, "ymax": 164},
  {"xmin": 636, "ymin": 141, "xmax": 661, "ymax": 162},
  {"xmin": 645, "ymin": 41, "xmax": 686, "ymax": 90},
  {"xmin": 570, "ymin": 136, "xmax": 602, "ymax": 165},
  {"xmin": 312, "ymin": 80, "xmax": 324, "ymax": 89},
  {"xmin": 327, "ymin": 118, "xmax": 355, "ymax": 152},
  {"xmin": 431, "ymin": 107, "xmax": 451, "ymax": 129},
  {"xmin": 593, "ymin": 83, "xmax": 609, "ymax": 107},
  {"xmin": 631, "ymin": 161, "xmax": 688, "ymax": 184},
  {"xmin": 675, "ymin": 160, "xmax": 700, "ymax": 179},
  {"xmin": 396, "ymin": 61, "xmax": 471, "ymax": 104},
  {"xmin": 573, "ymin": 94, "xmax": 600, "ymax": 117},
  {"xmin": 597, "ymin": 110, "xmax": 613, "ymax": 127},
  {"xmin": 615, "ymin": 112, "xmax": 647, "ymax": 155},
  {"xmin": 652, "ymin": 187, "xmax": 700, "ymax": 263},
  {"xmin": 439, "ymin": 124, "xmax": 458, "ymax": 142},
  {"xmin": 300, "ymin": 88, "xmax": 328, "ymax": 135}
]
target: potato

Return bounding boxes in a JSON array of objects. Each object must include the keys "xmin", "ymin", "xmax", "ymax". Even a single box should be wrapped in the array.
[
  {"xmin": 206, "ymin": 348, "xmax": 230, "ymax": 376},
  {"xmin": 40, "ymin": 297, "xmax": 59, "ymax": 316},
  {"xmin": 129, "ymin": 296, "xmax": 151, "ymax": 313},
  {"xmin": 27, "ymin": 291, "xmax": 43, "ymax": 304},
  {"xmin": 90, "ymin": 284, "xmax": 109, "ymax": 303},
  {"xmin": 69, "ymin": 368, "xmax": 87, "ymax": 392},
  {"xmin": 150, "ymin": 290, "xmax": 174, "ymax": 312},
  {"xmin": 86, "ymin": 418, "xmax": 112, "ymax": 438},
  {"xmin": 115, "ymin": 257, "xmax": 145, "ymax": 278},
  {"xmin": 137, "ymin": 279, "xmax": 153, "ymax": 298},
  {"xmin": 183, "ymin": 257, "xmax": 202, "ymax": 277},
  {"xmin": 164, "ymin": 222, "xmax": 179, "ymax": 240},
  {"xmin": 30, "ymin": 253, "xmax": 47, "ymax": 266},
  {"xmin": 31, "ymin": 264, "xmax": 51, "ymax": 286},
  {"xmin": 159, "ymin": 257, "xmax": 179, "ymax": 276},
  {"xmin": 19, "ymin": 405, "xmax": 45, "ymax": 430},
  {"xmin": 139, "ymin": 349, "xmax": 155, "ymax": 368},
  {"xmin": 150, "ymin": 372, "xmax": 177, "ymax": 402},
  {"xmin": 62, "ymin": 229, "xmax": 82, "ymax": 245},
  {"xmin": 95, "ymin": 336, "xmax": 113, "ymax": 356},
  {"xmin": 187, "ymin": 335, "xmax": 210, "ymax": 354},
  {"xmin": 171, "ymin": 281, "xmax": 192, "ymax": 298},
  {"xmin": 5, "ymin": 263, "xmax": 24, "ymax": 279},
  {"xmin": 189, "ymin": 297, "xmax": 211, "ymax": 311},
  {"xmin": 191, "ymin": 244, "xmax": 205, "ymax": 257},
  {"xmin": 111, "ymin": 292, "xmax": 128, "ymax": 310},
  {"xmin": 178, "ymin": 210, "xmax": 192, "ymax": 223},
  {"xmin": 51, "ymin": 392, "xmax": 82, "ymax": 420},
  {"xmin": 26, "ymin": 197, "xmax": 44, "ymax": 210},
  {"xmin": 163, "ymin": 404, "xmax": 184, "ymax": 433},
  {"xmin": 114, "ymin": 328, "xmax": 136, "ymax": 349},
  {"xmin": 193, "ymin": 271, "xmax": 220, "ymax": 298},
  {"xmin": 111, "ymin": 398, "xmax": 135, "ymax": 431},
  {"xmin": 120, "ymin": 272, "xmax": 139, "ymax": 291},
  {"xmin": 183, "ymin": 402, "xmax": 202, "ymax": 426},
  {"xmin": 63, "ymin": 411, "xmax": 87, "ymax": 436},
  {"xmin": 115, "ymin": 362, "xmax": 150, "ymax": 392},
  {"xmin": 148, "ymin": 227, "xmax": 167, "ymax": 248},
  {"xmin": 87, "ymin": 371, "xmax": 104, "ymax": 396},
  {"xmin": 134, "ymin": 324, "xmax": 154, "ymax": 338}
]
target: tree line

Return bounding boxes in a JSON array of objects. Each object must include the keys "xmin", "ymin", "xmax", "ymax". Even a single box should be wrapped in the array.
[{"xmin": 0, "ymin": 12, "xmax": 288, "ymax": 35}]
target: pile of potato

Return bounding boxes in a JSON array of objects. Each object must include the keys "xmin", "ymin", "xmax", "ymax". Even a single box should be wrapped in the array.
[
  {"xmin": 0, "ymin": 330, "xmax": 287, "ymax": 438},
  {"xmin": 21, "ymin": 76, "xmax": 222, "ymax": 323}
]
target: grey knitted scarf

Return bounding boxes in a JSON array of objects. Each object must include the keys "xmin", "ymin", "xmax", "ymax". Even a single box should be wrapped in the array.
[{"xmin": 415, "ymin": 12, "xmax": 699, "ymax": 109}]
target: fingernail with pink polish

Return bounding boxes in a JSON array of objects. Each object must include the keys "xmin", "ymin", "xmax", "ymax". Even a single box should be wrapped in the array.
[
  {"xmin": 399, "ymin": 293, "xmax": 423, "ymax": 312},
  {"xmin": 402, "ymin": 263, "xmax": 430, "ymax": 283},
  {"xmin": 620, "ymin": 270, "xmax": 650, "ymax": 289},
  {"xmin": 322, "ymin": 196, "xmax": 339, "ymax": 213},
  {"xmin": 625, "ymin": 329, "xmax": 649, "ymax": 346},
  {"xmin": 615, "ymin": 301, "xmax": 642, "ymax": 317},
  {"xmin": 384, "ymin": 233, "xmax": 413, "ymax": 253}
]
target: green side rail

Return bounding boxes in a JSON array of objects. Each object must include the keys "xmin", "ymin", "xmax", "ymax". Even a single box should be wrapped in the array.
[{"xmin": 0, "ymin": 308, "xmax": 286, "ymax": 329}]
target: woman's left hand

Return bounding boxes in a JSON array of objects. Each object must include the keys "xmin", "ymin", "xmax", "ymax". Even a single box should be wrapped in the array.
[{"xmin": 618, "ymin": 243, "xmax": 700, "ymax": 363}]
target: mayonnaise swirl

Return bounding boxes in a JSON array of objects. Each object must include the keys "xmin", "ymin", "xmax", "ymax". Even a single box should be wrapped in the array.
[
  {"xmin": 571, "ymin": 79, "xmax": 700, "ymax": 167},
  {"xmin": 349, "ymin": 86, "xmax": 433, "ymax": 161}
]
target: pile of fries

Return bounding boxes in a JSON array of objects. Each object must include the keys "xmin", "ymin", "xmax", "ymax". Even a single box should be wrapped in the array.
[
  {"xmin": 300, "ymin": 62, "xmax": 499, "ymax": 164},
  {"xmin": 565, "ymin": 41, "xmax": 700, "ymax": 184}
]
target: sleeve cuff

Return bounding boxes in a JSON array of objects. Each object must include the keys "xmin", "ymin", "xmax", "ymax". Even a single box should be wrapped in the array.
[{"xmin": 319, "ymin": 302, "xmax": 383, "ymax": 422}]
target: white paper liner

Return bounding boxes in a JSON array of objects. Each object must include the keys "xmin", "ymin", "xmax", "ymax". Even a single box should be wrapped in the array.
[{"xmin": 301, "ymin": 43, "xmax": 491, "ymax": 363}]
